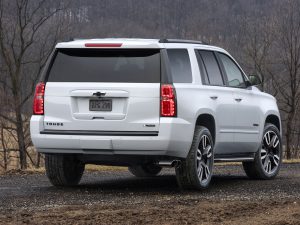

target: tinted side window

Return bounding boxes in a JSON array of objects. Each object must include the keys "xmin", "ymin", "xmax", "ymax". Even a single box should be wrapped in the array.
[
  {"xmin": 167, "ymin": 49, "xmax": 192, "ymax": 83},
  {"xmin": 199, "ymin": 50, "xmax": 224, "ymax": 86},
  {"xmin": 195, "ymin": 51, "xmax": 209, "ymax": 84},
  {"xmin": 47, "ymin": 49, "xmax": 160, "ymax": 83},
  {"xmin": 218, "ymin": 53, "xmax": 246, "ymax": 88}
]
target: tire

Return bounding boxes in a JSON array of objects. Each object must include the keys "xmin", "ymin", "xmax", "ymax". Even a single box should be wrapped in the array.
[
  {"xmin": 243, "ymin": 123, "xmax": 282, "ymax": 180},
  {"xmin": 176, "ymin": 126, "xmax": 214, "ymax": 190},
  {"xmin": 128, "ymin": 164, "xmax": 162, "ymax": 177},
  {"xmin": 45, "ymin": 154, "xmax": 85, "ymax": 187}
]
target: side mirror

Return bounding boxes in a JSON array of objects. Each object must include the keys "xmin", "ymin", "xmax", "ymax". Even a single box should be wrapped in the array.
[{"xmin": 247, "ymin": 74, "xmax": 262, "ymax": 86}]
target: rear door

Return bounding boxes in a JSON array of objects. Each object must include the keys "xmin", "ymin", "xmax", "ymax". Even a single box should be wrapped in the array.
[
  {"xmin": 43, "ymin": 48, "xmax": 161, "ymax": 133},
  {"xmin": 196, "ymin": 50, "xmax": 236, "ymax": 154}
]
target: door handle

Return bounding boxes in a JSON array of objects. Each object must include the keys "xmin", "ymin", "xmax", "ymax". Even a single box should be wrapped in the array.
[
  {"xmin": 210, "ymin": 96, "xmax": 218, "ymax": 100},
  {"xmin": 235, "ymin": 98, "xmax": 242, "ymax": 102}
]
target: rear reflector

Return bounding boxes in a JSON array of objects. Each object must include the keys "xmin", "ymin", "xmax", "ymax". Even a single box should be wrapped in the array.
[
  {"xmin": 85, "ymin": 43, "xmax": 122, "ymax": 48},
  {"xmin": 33, "ymin": 82, "xmax": 45, "ymax": 115},
  {"xmin": 160, "ymin": 84, "xmax": 176, "ymax": 117}
]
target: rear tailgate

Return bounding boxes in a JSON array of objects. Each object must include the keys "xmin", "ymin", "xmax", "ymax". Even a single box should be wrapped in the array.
[{"xmin": 43, "ymin": 48, "xmax": 161, "ymax": 134}]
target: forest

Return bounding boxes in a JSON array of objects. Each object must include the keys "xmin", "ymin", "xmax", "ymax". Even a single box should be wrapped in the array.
[{"xmin": 0, "ymin": 0, "xmax": 300, "ymax": 170}]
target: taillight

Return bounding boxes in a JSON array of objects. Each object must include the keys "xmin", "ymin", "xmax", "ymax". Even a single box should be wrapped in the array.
[
  {"xmin": 160, "ymin": 84, "xmax": 176, "ymax": 117},
  {"xmin": 33, "ymin": 82, "xmax": 45, "ymax": 115}
]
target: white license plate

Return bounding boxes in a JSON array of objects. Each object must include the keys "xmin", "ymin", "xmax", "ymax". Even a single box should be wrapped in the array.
[{"xmin": 89, "ymin": 99, "xmax": 112, "ymax": 111}]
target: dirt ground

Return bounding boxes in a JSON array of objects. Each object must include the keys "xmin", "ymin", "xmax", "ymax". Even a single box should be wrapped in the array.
[
  {"xmin": 1, "ymin": 200, "xmax": 299, "ymax": 225},
  {"xmin": 0, "ymin": 163, "xmax": 299, "ymax": 225}
]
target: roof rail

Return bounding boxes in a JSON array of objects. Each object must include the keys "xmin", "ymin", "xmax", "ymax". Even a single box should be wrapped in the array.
[
  {"xmin": 159, "ymin": 39, "xmax": 207, "ymax": 45},
  {"xmin": 68, "ymin": 38, "xmax": 86, "ymax": 41}
]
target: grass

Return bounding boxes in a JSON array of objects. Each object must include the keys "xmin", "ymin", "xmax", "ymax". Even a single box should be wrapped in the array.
[
  {"xmin": 215, "ymin": 159, "xmax": 300, "ymax": 166},
  {"xmin": 0, "ymin": 165, "xmax": 127, "ymax": 175},
  {"xmin": 85, "ymin": 164, "xmax": 127, "ymax": 172},
  {"xmin": 283, "ymin": 158, "xmax": 300, "ymax": 163}
]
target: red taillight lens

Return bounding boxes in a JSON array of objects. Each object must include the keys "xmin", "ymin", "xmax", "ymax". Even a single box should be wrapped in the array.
[
  {"xmin": 33, "ymin": 82, "xmax": 45, "ymax": 115},
  {"xmin": 160, "ymin": 84, "xmax": 176, "ymax": 117}
]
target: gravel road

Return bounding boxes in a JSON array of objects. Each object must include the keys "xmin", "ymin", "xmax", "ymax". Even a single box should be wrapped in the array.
[{"xmin": 0, "ymin": 163, "xmax": 299, "ymax": 225}]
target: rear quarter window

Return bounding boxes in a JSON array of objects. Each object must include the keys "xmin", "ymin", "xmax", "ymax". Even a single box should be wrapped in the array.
[
  {"xmin": 167, "ymin": 49, "xmax": 192, "ymax": 83},
  {"xmin": 47, "ymin": 49, "xmax": 160, "ymax": 83}
]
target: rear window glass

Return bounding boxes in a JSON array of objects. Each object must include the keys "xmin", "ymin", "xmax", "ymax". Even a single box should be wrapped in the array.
[
  {"xmin": 195, "ymin": 51, "xmax": 209, "ymax": 84},
  {"xmin": 167, "ymin": 49, "xmax": 192, "ymax": 83},
  {"xmin": 199, "ymin": 50, "xmax": 224, "ymax": 86},
  {"xmin": 47, "ymin": 49, "xmax": 160, "ymax": 83}
]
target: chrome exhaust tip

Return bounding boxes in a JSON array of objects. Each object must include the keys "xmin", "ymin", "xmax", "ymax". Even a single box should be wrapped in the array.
[{"xmin": 157, "ymin": 160, "xmax": 181, "ymax": 168}]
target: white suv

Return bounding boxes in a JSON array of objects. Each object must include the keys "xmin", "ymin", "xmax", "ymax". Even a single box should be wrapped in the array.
[{"xmin": 30, "ymin": 38, "xmax": 282, "ymax": 189}]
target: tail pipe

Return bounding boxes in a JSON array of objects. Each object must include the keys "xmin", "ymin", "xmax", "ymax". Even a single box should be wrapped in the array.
[{"xmin": 157, "ymin": 160, "xmax": 181, "ymax": 168}]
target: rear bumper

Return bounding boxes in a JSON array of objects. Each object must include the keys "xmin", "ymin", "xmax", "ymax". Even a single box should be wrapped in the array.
[{"xmin": 30, "ymin": 116, "xmax": 194, "ymax": 158}]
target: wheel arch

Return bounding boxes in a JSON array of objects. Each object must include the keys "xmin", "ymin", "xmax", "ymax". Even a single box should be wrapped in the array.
[
  {"xmin": 195, "ymin": 113, "xmax": 216, "ymax": 144},
  {"xmin": 265, "ymin": 114, "xmax": 281, "ymax": 132}
]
